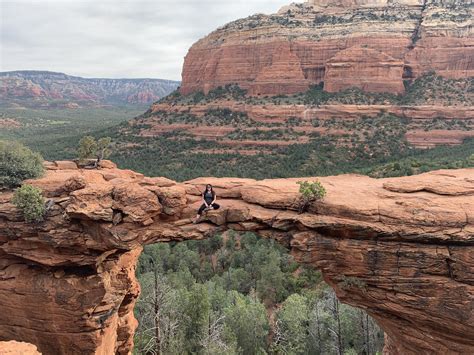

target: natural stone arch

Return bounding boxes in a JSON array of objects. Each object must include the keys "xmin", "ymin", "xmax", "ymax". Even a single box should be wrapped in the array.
[{"xmin": 0, "ymin": 162, "xmax": 473, "ymax": 354}]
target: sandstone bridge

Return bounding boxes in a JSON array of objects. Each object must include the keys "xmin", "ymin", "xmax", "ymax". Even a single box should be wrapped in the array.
[{"xmin": 0, "ymin": 161, "xmax": 473, "ymax": 354}]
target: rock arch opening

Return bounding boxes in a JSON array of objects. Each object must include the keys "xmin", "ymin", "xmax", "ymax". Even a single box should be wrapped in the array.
[{"xmin": 134, "ymin": 230, "xmax": 385, "ymax": 354}]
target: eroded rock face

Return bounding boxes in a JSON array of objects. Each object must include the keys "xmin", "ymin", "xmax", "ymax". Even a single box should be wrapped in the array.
[
  {"xmin": 0, "ymin": 341, "xmax": 41, "ymax": 354},
  {"xmin": 180, "ymin": 0, "xmax": 473, "ymax": 96},
  {"xmin": 0, "ymin": 162, "xmax": 473, "ymax": 354},
  {"xmin": 324, "ymin": 47, "xmax": 405, "ymax": 93}
]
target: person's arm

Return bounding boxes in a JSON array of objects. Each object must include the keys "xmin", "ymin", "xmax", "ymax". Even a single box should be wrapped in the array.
[
  {"xmin": 202, "ymin": 193, "xmax": 208, "ymax": 207},
  {"xmin": 212, "ymin": 193, "xmax": 217, "ymax": 205}
]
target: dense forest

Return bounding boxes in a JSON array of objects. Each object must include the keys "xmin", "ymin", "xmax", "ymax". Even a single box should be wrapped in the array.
[
  {"xmin": 5, "ymin": 109, "xmax": 472, "ymax": 182},
  {"xmin": 0, "ymin": 106, "xmax": 145, "ymax": 157},
  {"xmin": 135, "ymin": 233, "xmax": 384, "ymax": 354},
  {"xmin": 105, "ymin": 132, "xmax": 474, "ymax": 182}
]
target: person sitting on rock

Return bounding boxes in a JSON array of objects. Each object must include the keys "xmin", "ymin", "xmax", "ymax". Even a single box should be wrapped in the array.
[{"xmin": 194, "ymin": 184, "xmax": 220, "ymax": 223}]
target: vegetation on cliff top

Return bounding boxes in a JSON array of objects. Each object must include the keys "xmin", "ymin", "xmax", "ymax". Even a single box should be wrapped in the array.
[
  {"xmin": 99, "ymin": 72, "xmax": 474, "ymax": 181},
  {"xmin": 297, "ymin": 180, "xmax": 327, "ymax": 213},
  {"xmin": 12, "ymin": 184, "xmax": 45, "ymax": 223},
  {"xmin": 77, "ymin": 136, "xmax": 112, "ymax": 161},
  {"xmin": 158, "ymin": 73, "xmax": 473, "ymax": 107},
  {"xmin": 0, "ymin": 140, "xmax": 44, "ymax": 188}
]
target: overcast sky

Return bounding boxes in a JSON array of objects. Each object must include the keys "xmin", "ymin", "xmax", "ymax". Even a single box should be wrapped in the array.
[{"xmin": 1, "ymin": 0, "xmax": 303, "ymax": 81}]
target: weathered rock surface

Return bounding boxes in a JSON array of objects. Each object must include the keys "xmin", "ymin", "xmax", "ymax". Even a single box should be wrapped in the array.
[
  {"xmin": 324, "ymin": 47, "xmax": 405, "ymax": 93},
  {"xmin": 0, "ymin": 341, "xmax": 41, "ymax": 354},
  {"xmin": 0, "ymin": 162, "xmax": 473, "ymax": 354},
  {"xmin": 181, "ymin": 0, "xmax": 473, "ymax": 96}
]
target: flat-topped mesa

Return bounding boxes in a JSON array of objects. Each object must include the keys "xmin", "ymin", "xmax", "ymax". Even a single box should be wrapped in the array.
[
  {"xmin": 180, "ymin": 0, "xmax": 472, "ymax": 96},
  {"xmin": 0, "ymin": 161, "xmax": 473, "ymax": 354}
]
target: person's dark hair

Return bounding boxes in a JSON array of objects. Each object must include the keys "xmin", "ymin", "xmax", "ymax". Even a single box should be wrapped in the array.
[{"xmin": 203, "ymin": 184, "xmax": 215, "ymax": 198}]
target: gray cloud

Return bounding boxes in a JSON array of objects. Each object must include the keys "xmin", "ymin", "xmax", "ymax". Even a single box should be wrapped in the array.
[{"xmin": 1, "ymin": 0, "xmax": 302, "ymax": 80}]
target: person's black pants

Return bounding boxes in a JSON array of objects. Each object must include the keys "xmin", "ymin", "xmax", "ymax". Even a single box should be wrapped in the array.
[{"xmin": 198, "ymin": 203, "xmax": 220, "ymax": 215}]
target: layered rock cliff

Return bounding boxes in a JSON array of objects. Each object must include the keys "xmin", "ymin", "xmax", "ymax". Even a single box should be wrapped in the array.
[
  {"xmin": 0, "ymin": 161, "xmax": 473, "ymax": 354},
  {"xmin": 127, "ymin": 0, "xmax": 473, "ymax": 174},
  {"xmin": 0, "ymin": 71, "xmax": 180, "ymax": 108},
  {"xmin": 181, "ymin": 0, "xmax": 473, "ymax": 96},
  {"xmin": 145, "ymin": 98, "xmax": 474, "ymax": 149}
]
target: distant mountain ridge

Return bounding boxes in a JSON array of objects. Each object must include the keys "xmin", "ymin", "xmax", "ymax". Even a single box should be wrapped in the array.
[{"xmin": 0, "ymin": 70, "xmax": 180, "ymax": 108}]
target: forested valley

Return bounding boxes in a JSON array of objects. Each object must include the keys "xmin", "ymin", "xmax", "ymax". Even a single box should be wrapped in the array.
[{"xmin": 135, "ymin": 233, "xmax": 384, "ymax": 355}]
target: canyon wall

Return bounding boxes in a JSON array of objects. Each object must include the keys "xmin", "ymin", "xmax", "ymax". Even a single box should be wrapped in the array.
[
  {"xmin": 180, "ymin": 0, "xmax": 473, "ymax": 96},
  {"xmin": 0, "ymin": 71, "xmax": 180, "ymax": 108},
  {"xmin": 0, "ymin": 161, "xmax": 473, "ymax": 354}
]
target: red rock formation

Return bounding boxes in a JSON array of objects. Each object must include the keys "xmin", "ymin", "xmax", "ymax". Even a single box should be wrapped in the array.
[
  {"xmin": 406, "ymin": 129, "xmax": 474, "ymax": 148},
  {"xmin": 151, "ymin": 101, "xmax": 474, "ymax": 122},
  {"xmin": 0, "ymin": 341, "xmax": 40, "ymax": 354},
  {"xmin": 0, "ymin": 71, "xmax": 180, "ymax": 108},
  {"xmin": 406, "ymin": 0, "xmax": 474, "ymax": 79},
  {"xmin": 324, "ymin": 47, "xmax": 405, "ymax": 93},
  {"xmin": 251, "ymin": 41, "xmax": 309, "ymax": 96},
  {"xmin": 149, "ymin": 0, "xmax": 473, "ymax": 156},
  {"xmin": 180, "ymin": 1, "xmax": 473, "ymax": 96},
  {"xmin": 406, "ymin": 37, "xmax": 474, "ymax": 79},
  {"xmin": 0, "ymin": 161, "xmax": 473, "ymax": 354},
  {"xmin": 0, "ymin": 119, "xmax": 21, "ymax": 129}
]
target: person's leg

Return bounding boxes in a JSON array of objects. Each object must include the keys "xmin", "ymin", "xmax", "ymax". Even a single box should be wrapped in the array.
[
  {"xmin": 211, "ymin": 203, "xmax": 220, "ymax": 210},
  {"xmin": 195, "ymin": 204, "xmax": 207, "ymax": 221}
]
